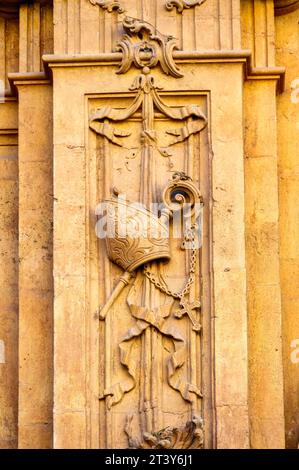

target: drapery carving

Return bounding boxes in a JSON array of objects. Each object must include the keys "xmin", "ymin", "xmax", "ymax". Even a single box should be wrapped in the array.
[
  {"xmin": 103, "ymin": 272, "xmax": 202, "ymax": 409},
  {"xmin": 90, "ymin": 71, "xmax": 207, "ymax": 150},
  {"xmin": 89, "ymin": 16, "xmax": 208, "ymax": 448}
]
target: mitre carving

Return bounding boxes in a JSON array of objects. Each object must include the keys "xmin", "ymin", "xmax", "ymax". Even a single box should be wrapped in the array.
[
  {"xmin": 89, "ymin": 10, "xmax": 207, "ymax": 444},
  {"xmin": 116, "ymin": 16, "xmax": 183, "ymax": 78},
  {"xmin": 104, "ymin": 198, "xmax": 171, "ymax": 273},
  {"xmin": 165, "ymin": 0, "xmax": 207, "ymax": 12}
]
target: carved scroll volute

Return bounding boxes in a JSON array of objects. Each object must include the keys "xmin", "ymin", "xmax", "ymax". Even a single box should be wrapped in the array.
[
  {"xmin": 116, "ymin": 17, "xmax": 183, "ymax": 78},
  {"xmin": 165, "ymin": 0, "xmax": 207, "ymax": 13},
  {"xmin": 126, "ymin": 415, "xmax": 204, "ymax": 449},
  {"xmin": 163, "ymin": 172, "xmax": 203, "ymax": 218},
  {"xmin": 89, "ymin": 0, "xmax": 125, "ymax": 13}
]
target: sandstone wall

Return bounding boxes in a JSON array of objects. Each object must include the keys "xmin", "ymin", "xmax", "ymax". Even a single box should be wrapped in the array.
[{"xmin": 0, "ymin": 0, "xmax": 298, "ymax": 449}]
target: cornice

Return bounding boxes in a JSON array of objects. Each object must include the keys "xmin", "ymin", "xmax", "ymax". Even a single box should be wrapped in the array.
[
  {"xmin": 42, "ymin": 50, "xmax": 285, "ymax": 93},
  {"xmin": 4, "ymin": 52, "xmax": 285, "ymax": 97},
  {"xmin": 7, "ymin": 71, "xmax": 51, "ymax": 96}
]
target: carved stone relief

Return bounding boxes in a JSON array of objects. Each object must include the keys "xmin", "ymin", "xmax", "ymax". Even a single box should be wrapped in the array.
[
  {"xmin": 126, "ymin": 415, "xmax": 204, "ymax": 448},
  {"xmin": 88, "ymin": 0, "xmax": 208, "ymax": 16},
  {"xmin": 116, "ymin": 17, "xmax": 183, "ymax": 77},
  {"xmin": 89, "ymin": 16, "xmax": 208, "ymax": 448},
  {"xmin": 165, "ymin": 0, "xmax": 207, "ymax": 13},
  {"xmin": 89, "ymin": 0, "xmax": 125, "ymax": 13}
]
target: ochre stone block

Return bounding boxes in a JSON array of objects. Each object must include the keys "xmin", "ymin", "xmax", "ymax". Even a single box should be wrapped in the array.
[{"xmin": 0, "ymin": 0, "xmax": 298, "ymax": 450}]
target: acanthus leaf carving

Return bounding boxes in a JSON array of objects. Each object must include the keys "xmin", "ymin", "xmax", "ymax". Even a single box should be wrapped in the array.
[
  {"xmin": 125, "ymin": 415, "xmax": 204, "ymax": 449},
  {"xmin": 165, "ymin": 0, "xmax": 207, "ymax": 13},
  {"xmin": 89, "ymin": 0, "xmax": 125, "ymax": 13},
  {"xmin": 116, "ymin": 16, "xmax": 183, "ymax": 78}
]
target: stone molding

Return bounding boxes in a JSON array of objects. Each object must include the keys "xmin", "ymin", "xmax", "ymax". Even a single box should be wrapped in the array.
[{"xmin": 41, "ymin": 49, "xmax": 285, "ymax": 93}]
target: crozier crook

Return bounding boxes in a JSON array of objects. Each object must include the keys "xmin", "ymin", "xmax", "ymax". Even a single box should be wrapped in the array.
[
  {"xmin": 97, "ymin": 173, "xmax": 202, "ymax": 324},
  {"xmin": 97, "ymin": 193, "xmax": 172, "ymax": 320}
]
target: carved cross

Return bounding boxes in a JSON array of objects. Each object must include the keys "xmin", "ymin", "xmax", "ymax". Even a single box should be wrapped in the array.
[{"xmin": 175, "ymin": 299, "xmax": 201, "ymax": 332}]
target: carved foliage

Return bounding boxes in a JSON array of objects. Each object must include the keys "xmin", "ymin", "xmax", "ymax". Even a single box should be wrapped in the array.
[
  {"xmin": 89, "ymin": 0, "xmax": 125, "ymax": 13},
  {"xmin": 165, "ymin": 0, "xmax": 207, "ymax": 13},
  {"xmin": 126, "ymin": 415, "xmax": 204, "ymax": 449},
  {"xmin": 116, "ymin": 16, "xmax": 183, "ymax": 77}
]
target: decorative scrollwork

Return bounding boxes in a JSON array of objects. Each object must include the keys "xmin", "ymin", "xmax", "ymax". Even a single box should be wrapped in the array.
[
  {"xmin": 90, "ymin": 18, "xmax": 207, "ymax": 442},
  {"xmin": 125, "ymin": 415, "xmax": 204, "ymax": 449},
  {"xmin": 116, "ymin": 16, "xmax": 183, "ymax": 77},
  {"xmin": 165, "ymin": 0, "xmax": 207, "ymax": 13},
  {"xmin": 163, "ymin": 171, "xmax": 202, "ymax": 216},
  {"xmin": 89, "ymin": 0, "xmax": 125, "ymax": 13}
]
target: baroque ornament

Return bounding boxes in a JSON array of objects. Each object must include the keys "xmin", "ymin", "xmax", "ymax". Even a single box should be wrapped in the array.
[
  {"xmin": 125, "ymin": 415, "xmax": 204, "ymax": 449},
  {"xmin": 165, "ymin": 0, "xmax": 207, "ymax": 13},
  {"xmin": 89, "ymin": 0, "xmax": 125, "ymax": 13},
  {"xmin": 90, "ymin": 16, "xmax": 207, "ymax": 448},
  {"xmin": 90, "ymin": 68, "xmax": 207, "ymax": 152},
  {"xmin": 96, "ymin": 174, "xmax": 204, "ymax": 409},
  {"xmin": 116, "ymin": 16, "xmax": 183, "ymax": 77}
]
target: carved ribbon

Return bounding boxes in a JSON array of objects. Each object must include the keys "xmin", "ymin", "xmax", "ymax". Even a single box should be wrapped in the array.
[
  {"xmin": 90, "ymin": 74, "xmax": 207, "ymax": 148},
  {"xmin": 102, "ymin": 274, "xmax": 202, "ymax": 409}
]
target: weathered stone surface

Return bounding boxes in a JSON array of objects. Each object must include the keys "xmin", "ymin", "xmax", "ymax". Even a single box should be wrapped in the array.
[
  {"xmin": 0, "ymin": 101, "xmax": 18, "ymax": 449},
  {"xmin": 0, "ymin": 0, "xmax": 298, "ymax": 450},
  {"xmin": 244, "ymin": 79, "xmax": 285, "ymax": 449},
  {"xmin": 18, "ymin": 83, "xmax": 53, "ymax": 449},
  {"xmin": 276, "ymin": 8, "xmax": 299, "ymax": 449}
]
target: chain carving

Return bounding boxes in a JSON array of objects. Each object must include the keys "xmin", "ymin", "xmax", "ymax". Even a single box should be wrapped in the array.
[
  {"xmin": 144, "ymin": 224, "xmax": 202, "ymax": 332},
  {"xmin": 90, "ymin": 17, "xmax": 207, "ymax": 449}
]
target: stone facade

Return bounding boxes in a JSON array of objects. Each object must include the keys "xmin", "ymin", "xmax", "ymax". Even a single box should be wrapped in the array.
[{"xmin": 0, "ymin": 0, "xmax": 298, "ymax": 449}]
